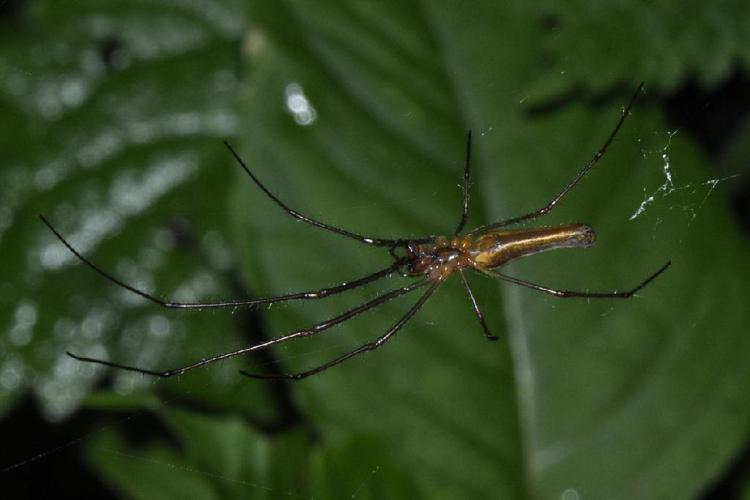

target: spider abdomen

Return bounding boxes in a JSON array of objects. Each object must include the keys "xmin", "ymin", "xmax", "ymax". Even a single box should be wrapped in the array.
[{"xmin": 469, "ymin": 223, "xmax": 595, "ymax": 269}]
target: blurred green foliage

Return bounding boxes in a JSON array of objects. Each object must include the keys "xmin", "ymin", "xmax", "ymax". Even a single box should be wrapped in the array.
[{"xmin": 1, "ymin": 1, "xmax": 750, "ymax": 499}]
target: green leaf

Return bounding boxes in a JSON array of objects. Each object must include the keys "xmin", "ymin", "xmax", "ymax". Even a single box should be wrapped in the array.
[
  {"xmin": 526, "ymin": 0, "xmax": 750, "ymax": 99},
  {"xmin": 310, "ymin": 434, "xmax": 424, "ymax": 500},
  {"xmin": 3, "ymin": 1, "xmax": 750, "ymax": 499},
  {"xmin": 88, "ymin": 405, "xmax": 422, "ymax": 499},
  {"xmin": 88, "ymin": 428, "xmax": 219, "ymax": 500},
  {"xmin": 88, "ymin": 408, "xmax": 313, "ymax": 500},
  {"xmin": 0, "ymin": 0, "xmax": 266, "ymax": 420},
  {"xmin": 234, "ymin": 2, "xmax": 750, "ymax": 499}
]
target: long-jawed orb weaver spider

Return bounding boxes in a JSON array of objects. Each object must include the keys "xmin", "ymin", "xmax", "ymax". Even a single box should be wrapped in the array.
[{"xmin": 41, "ymin": 83, "xmax": 670, "ymax": 381}]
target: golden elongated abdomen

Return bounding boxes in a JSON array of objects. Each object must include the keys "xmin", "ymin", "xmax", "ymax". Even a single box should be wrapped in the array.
[{"xmin": 470, "ymin": 223, "xmax": 595, "ymax": 269}]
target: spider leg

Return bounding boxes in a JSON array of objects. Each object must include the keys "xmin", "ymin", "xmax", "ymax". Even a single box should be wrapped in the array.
[
  {"xmin": 454, "ymin": 130, "xmax": 472, "ymax": 235},
  {"xmin": 66, "ymin": 279, "xmax": 430, "ymax": 377},
  {"xmin": 469, "ymin": 83, "xmax": 644, "ymax": 235},
  {"xmin": 459, "ymin": 270, "xmax": 498, "ymax": 341},
  {"xmin": 241, "ymin": 279, "xmax": 442, "ymax": 380},
  {"xmin": 41, "ymin": 214, "xmax": 402, "ymax": 309},
  {"xmin": 224, "ymin": 141, "xmax": 433, "ymax": 247},
  {"xmin": 478, "ymin": 260, "xmax": 671, "ymax": 298}
]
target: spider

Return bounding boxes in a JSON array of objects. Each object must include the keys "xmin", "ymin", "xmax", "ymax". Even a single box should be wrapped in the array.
[{"xmin": 41, "ymin": 83, "xmax": 670, "ymax": 381}]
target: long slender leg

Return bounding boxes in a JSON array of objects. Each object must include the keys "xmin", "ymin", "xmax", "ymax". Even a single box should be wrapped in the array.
[
  {"xmin": 66, "ymin": 280, "xmax": 429, "ymax": 377},
  {"xmin": 454, "ymin": 130, "xmax": 472, "ymax": 235},
  {"xmin": 40, "ymin": 215, "xmax": 402, "ymax": 309},
  {"xmin": 241, "ymin": 279, "xmax": 442, "ymax": 380},
  {"xmin": 224, "ymin": 142, "xmax": 433, "ymax": 247},
  {"xmin": 459, "ymin": 270, "xmax": 498, "ymax": 341},
  {"xmin": 478, "ymin": 260, "xmax": 671, "ymax": 298},
  {"xmin": 469, "ymin": 83, "xmax": 644, "ymax": 235}
]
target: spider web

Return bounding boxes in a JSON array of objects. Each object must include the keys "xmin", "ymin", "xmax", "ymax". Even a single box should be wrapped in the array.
[{"xmin": 628, "ymin": 128, "xmax": 740, "ymax": 228}]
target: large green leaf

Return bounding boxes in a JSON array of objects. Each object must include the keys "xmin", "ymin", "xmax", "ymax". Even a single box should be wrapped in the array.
[
  {"xmin": 2, "ymin": 1, "xmax": 749, "ymax": 499},
  {"xmin": 233, "ymin": 2, "xmax": 750, "ymax": 499}
]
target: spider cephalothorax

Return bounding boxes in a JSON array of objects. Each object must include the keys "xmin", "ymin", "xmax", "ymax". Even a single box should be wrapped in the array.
[{"xmin": 403, "ymin": 236, "xmax": 472, "ymax": 280}]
